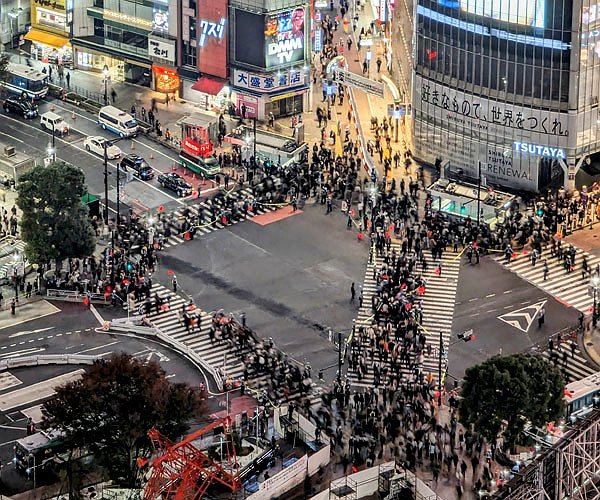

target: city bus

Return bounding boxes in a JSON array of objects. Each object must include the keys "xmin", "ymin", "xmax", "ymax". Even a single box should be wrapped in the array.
[
  {"xmin": 4, "ymin": 64, "xmax": 49, "ymax": 100},
  {"xmin": 14, "ymin": 428, "xmax": 67, "ymax": 473},
  {"xmin": 565, "ymin": 371, "xmax": 600, "ymax": 420}
]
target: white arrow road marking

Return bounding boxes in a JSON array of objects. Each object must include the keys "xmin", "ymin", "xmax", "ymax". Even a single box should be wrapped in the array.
[
  {"xmin": 9, "ymin": 327, "xmax": 55, "ymax": 338},
  {"xmin": 497, "ymin": 300, "xmax": 547, "ymax": 333}
]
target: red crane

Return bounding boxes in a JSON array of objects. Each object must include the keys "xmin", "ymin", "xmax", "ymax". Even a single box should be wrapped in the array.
[{"xmin": 141, "ymin": 416, "xmax": 241, "ymax": 500}]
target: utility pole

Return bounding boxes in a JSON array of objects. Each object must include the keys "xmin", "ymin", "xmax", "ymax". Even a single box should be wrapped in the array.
[
  {"xmin": 438, "ymin": 330, "xmax": 443, "ymax": 404},
  {"xmin": 116, "ymin": 160, "xmax": 120, "ymax": 228},
  {"xmin": 476, "ymin": 161, "xmax": 482, "ymax": 226},
  {"xmin": 103, "ymin": 141, "xmax": 109, "ymax": 226},
  {"xmin": 337, "ymin": 330, "xmax": 343, "ymax": 385},
  {"xmin": 253, "ymin": 117, "xmax": 257, "ymax": 161}
]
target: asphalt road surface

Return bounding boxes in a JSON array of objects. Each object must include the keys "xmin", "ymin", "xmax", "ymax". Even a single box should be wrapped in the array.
[
  {"xmin": 0, "ymin": 99, "xmax": 209, "ymax": 217},
  {"xmin": 449, "ymin": 255, "xmax": 580, "ymax": 380},
  {"xmin": 156, "ymin": 201, "xmax": 367, "ymax": 375}
]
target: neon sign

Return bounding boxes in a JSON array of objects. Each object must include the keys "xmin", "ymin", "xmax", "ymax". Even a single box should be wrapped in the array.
[
  {"xmin": 199, "ymin": 18, "xmax": 226, "ymax": 47},
  {"xmin": 513, "ymin": 141, "xmax": 565, "ymax": 159}
]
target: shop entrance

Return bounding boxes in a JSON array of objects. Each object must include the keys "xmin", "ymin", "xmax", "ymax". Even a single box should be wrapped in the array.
[{"xmin": 267, "ymin": 94, "xmax": 304, "ymax": 118}]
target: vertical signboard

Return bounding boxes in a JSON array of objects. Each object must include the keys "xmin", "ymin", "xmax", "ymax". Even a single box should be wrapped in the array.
[
  {"xmin": 198, "ymin": 0, "xmax": 228, "ymax": 79},
  {"xmin": 314, "ymin": 10, "xmax": 322, "ymax": 52},
  {"xmin": 265, "ymin": 8, "xmax": 307, "ymax": 67}
]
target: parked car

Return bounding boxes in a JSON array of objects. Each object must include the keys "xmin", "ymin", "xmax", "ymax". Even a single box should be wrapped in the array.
[
  {"xmin": 3, "ymin": 96, "xmax": 38, "ymax": 118},
  {"xmin": 83, "ymin": 136, "xmax": 122, "ymax": 159},
  {"xmin": 40, "ymin": 111, "xmax": 69, "ymax": 135},
  {"xmin": 120, "ymin": 154, "xmax": 154, "ymax": 180},
  {"xmin": 157, "ymin": 172, "xmax": 193, "ymax": 197}
]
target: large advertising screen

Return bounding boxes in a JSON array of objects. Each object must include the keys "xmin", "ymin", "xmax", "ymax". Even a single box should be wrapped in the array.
[
  {"xmin": 234, "ymin": 10, "xmax": 266, "ymax": 67},
  {"xmin": 265, "ymin": 8, "xmax": 306, "ymax": 68},
  {"xmin": 458, "ymin": 0, "xmax": 545, "ymax": 28}
]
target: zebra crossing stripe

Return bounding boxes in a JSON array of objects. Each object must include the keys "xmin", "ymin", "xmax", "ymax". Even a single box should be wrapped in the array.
[
  {"xmin": 494, "ymin": 245, "xmax": 600, "ymax": 313},
  {"xmin": 348, "ymin": 245, "xmax": 460, "ymax": 386}
]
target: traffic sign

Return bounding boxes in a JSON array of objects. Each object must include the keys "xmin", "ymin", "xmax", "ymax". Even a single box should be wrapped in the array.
[{"xmin": 334, "ymin": 69, "xmax": 384, "ymax": 98}]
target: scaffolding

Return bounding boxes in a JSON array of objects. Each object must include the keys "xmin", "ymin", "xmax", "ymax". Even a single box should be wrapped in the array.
[{"xmin": 494, "ymin": 410, "xmax": 600, "ymax": 500}]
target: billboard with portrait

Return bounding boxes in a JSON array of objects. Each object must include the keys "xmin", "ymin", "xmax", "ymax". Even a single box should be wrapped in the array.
[
  {"xmin": 152, "ymin": 6, "xmax": 169, "ymax": 34},
  {"xmin": 264, "ymin": 8, "xmax": 307, "ymax": 68}
]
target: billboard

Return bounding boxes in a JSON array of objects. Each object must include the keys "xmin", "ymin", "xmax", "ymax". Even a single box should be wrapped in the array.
[
  {"xmin": 265, "ymin": 8, "xmax": 307, "ymax": 68},
  {"xmin": 152, "ymin": 6, "xmax": 169, "ymax": 34},
  {"xmin": 458, "ymin": 0, "xmax": 545, "ymax": 28},
  {"xmin": 234, "ymin": 10, "xmax": 266, "ymax": 67},
  {"xmin": 198, "ymin": 0, "xmax": 228, "ymax": 79}
]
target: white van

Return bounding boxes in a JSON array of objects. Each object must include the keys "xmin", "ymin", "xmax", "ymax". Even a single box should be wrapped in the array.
[
  {"xmin": 40, "ymin": 111, "xmax": 69, "ymax": 135},
  {"xmin": 98, "ymin": 105, "xmax": 138, "ymax": 138}
]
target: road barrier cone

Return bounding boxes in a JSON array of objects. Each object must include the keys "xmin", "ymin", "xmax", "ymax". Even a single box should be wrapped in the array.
[
  {"xmin": 149, "ymin": 151, "xmax": 154, "ymax": 159},
  {"xmin": 72, "ymin": 111, "xmax": 76, "ymax": 120},
  {"xmin": 50, "ymin": 103, "xmax": 55, "ymax": 112},
  {"xmin": 131, "ymin": 141, "xmax": 135, "ymax": 150}
]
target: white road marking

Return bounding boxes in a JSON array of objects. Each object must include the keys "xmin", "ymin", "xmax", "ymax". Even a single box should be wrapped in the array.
[
  {"xmin": 9, "ymin": 327, "xmax": 55, "ymax": 339},
  {"xmin": 74, "ymin": 341, "xmax": 120, "ymax": 354}
]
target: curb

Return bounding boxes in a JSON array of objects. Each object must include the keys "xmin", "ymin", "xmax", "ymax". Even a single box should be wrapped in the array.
[{"xmin": 582, "ymin": 326, "xmax": 600, "ymax": 368}]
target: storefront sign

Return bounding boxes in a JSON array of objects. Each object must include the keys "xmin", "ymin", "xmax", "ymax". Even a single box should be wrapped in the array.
[
  {"xmin": 153, "ymin": 65, "xmax": 179, "ymax": 93},
  {"xmin": 148, "ymin": 36, "xmax": 175, "ymax": 63},
  {"xmin": 183, "ymin": 138, "xmax": 212, "ymax": 156},
  {"xmin": 33, "ymin": 0, "xmax": 65, "ymax": 11},
  {"xmin": 379, "ymin": 0, "xmax": 387, "ymax": 23},
  {"xmin": 104, "ymin": 10, "xmax": 152, "ymax": 29},
  {"xmin": 265, "ymin": 8, "xmax": 307, "ymax": 67},
  {"xmin": 198, "ymin": 0, "xmax": 228, "ymax": 79},
  {"xmin": 199, "ymin": 18, "xmax": 226, "ymax": 47},
  {"xmin": 314, "ymin": 10, "xmax": 323, "ymax": 53},
  {"xmin": 236, "ymin": 95, "xmax": 258, "ymax": 118},
  {"xmin": 513, "ymin": 141, "xmax": 565, "ymax": 159},
  {"xmin": 335, "ymin": 69, "xmax": 385, "ymax": 98},
  {"xmin": 233, "ymin": 68, "xmax": 306, "ymax": 92},
  {"xmin": 152, "ymin": 6, "xmax": 169, "ymax": 33}
]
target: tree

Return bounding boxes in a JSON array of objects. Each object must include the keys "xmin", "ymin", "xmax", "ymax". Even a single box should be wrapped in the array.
[
  {"xmin": 41, "ymin": 354, "xmax": 206, "ymax": 485},
  {"xmin": 458, "ymin": 353, "xmax": 565, "ymax": 449},
  {"xmin": 17, "ymin": 162, "xmax": 96, "ymax": 267}
]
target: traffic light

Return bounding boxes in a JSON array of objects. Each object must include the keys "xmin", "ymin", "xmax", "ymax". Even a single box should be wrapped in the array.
[
  {"xmin": 537, "ymin": 207, "xmax": 544, "ymax": 216},
  {"xmin": 457, "ymin": 330, "xmax": 475, "ymax": 342},
  {"xmin": 83, "ymin": 297, "xmax": 90, "ymax": 308},
  {"xmin": 460, "ymin": 205, "xmax": 467, "ymax": 215},
  {"xmin": 449, "ymin": 201, "xmax": 455, "ymax": 211},
  {"xmin": 126, "ymin": 262, "xmax": 134, "ymax": 272}
]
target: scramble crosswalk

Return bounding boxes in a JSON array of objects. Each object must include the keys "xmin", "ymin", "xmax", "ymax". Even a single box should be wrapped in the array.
[
  {"xmin": 133, "ymin": 283, "xmax": 323, "ymax": 407},
  {"xmin": 493, "ymin": 245, "xmax": 600, "ymax": 313},
  {"xmin": 157, "ymin": 186, "xmax": 283, "ymax": 250},
  {"xmin": 494, "ymin": 245, "xmax": 600, "ymax": 382},
  {"xmin": 349, "ymin": 245, "xmax": 461, "ymax": 388}
]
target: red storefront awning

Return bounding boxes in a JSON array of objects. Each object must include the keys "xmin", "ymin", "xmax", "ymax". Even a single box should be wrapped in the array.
[{"xmin": 191, "ymin": 77, "xmax": 227, "ymax": 96}]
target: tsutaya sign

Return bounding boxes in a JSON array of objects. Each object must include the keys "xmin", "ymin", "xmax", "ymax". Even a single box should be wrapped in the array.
[{"xmin": 513, "ymin": 141, "xmax": 566, "ymax": 159}]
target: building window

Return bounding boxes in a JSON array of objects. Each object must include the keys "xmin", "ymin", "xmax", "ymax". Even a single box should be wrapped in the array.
[
  {"xmin": 189, "ymin": 17, "xmax": 196, "ymax": 41},
  {"xmin": 94, "ymin": 18, "xmax": 104, "ymax": 38},
  {"xmin": 93, "ymin": 0, "xmax": 104, "ymax": 7},
  {"xmin": 183, "ymin": 40, "xmax": 197, "ymax": 67}
]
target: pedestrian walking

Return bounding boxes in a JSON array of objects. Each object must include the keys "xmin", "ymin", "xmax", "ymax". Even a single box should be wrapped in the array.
[
  {"xmin": 376, "ymin": 57, "xmax": 382, "ymax": 73},
  {"xmin": 10, "ymin": 298, "xmax": 15, "ymax": 315},
  {"xmin": 538, "ymin": 307, "xmax": 545, "ymax": 328},
  {"xmin": 110, "ymin": 88, "xmax": 117, "ymax": 104},
  {"xmin": 66, "ymin": 72, "xmax": 71, "ymax": 89},
  {"xmin": 350, "ymin": 282, "xmax": 356, "ymax": 302},
  {"xmin": 172, "ymin": 275, "xmax": 178, "ymax": 293},
  {"xmin": 543, "ymin": 261, "xmax": 549, "ymax": 281}
]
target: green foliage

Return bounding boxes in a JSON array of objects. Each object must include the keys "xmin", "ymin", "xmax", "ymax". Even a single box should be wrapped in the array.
[
  {"xmin": 41, "ymin": 353, "xmax": 205, "ymax": 486},
  {"xmin": 16, "ymin": 162, "xmax": 96, "ymax": 264},
  {"xmin": 459, "ymin": 353, "xmax": 565, "ymax": 448}
]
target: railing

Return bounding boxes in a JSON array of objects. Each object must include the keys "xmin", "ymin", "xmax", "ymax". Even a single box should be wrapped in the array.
[
  {"xmin": 0, "ymin": 354, "xmax": 98, "ymax": 371},
  {"xmin": 107, "ymin": 317, "xmax": 224, "ymax": 391},
  {"xmin": 46, "ymin": 289, "xmax": 109, "ymax": 305}
]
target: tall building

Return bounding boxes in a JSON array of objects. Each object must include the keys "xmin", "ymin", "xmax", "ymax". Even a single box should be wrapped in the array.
[
  {"xmin": 399, "ymin": 0, "xmax": 600, "ymax": 192},
  {"xmin": 71, "ymin": 0, "xmax": 177, "ymax": 90},
  {"xmin": 228, "ymin": 0, "xmax": 310, "ymax": 119}
]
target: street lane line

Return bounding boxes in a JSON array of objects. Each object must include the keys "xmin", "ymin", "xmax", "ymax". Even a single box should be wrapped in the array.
[
  {"xmin": 0, "ymin": 113, "xmax": 182, "ymax": 205},
  {"xmin": 9, "ymin": 327, "xmax": 54, "ymax": 338},
  {"xmin": 2, "ymin": 348, "xmax": 46, "ymax": 358},
  {"xmin": 74, "ymin": 341, "xmax": 120, "ymax": 354},
  {"xmin": 0, "ymin": 131, "xmax": 24, "ymax": 143},
  {"xmin": 0, "ymin": 301, "xmax": 61, "ymax": 331},
  {"xmin": 0, "ymin": 370, "xmax": 84, "ymax": 411}
]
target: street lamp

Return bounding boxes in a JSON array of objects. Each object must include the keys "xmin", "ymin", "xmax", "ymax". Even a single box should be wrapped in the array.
[
  {"xmin": 103, "ymin": 64, "xmax": 109, "ymax": 105},
  {"xmin": 589, "ymin": 273, "xmax": 600, "ymax": 327},
  {"xmin": 12, "ymin": 252, "xmax": 20, "ymax": 303},
  {"xmin": 27, "ymin": 453, "xmax": 36, "ymax": 494}
]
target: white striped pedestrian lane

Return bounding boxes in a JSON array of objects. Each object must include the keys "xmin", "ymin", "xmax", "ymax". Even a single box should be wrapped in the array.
[
  {"xmin": 159, "ymin": 188, "xmax": 280, "ymax": 250},
  {"xmin": 135, "ymin": 284, "xmax": 323, "ymax": 407},
  {"xmin": 493, "ymin": 245, "xmax": 600, "ymax": 314},
  {"xmin": 537, "ymin": 343, "xmax": 597, "ymax": 383},
  {"xmin": 0, "ymin": 239, "xmax": 26, "ymax": 279},
  {"xmin": 349, "ymin": 246, "xmax": 461, "ymax": 388}
]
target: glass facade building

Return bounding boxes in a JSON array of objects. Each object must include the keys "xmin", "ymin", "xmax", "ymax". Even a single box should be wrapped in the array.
[{"xmin": 410, "ymin": 0, "xmax": 599, "ymax": 191}]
